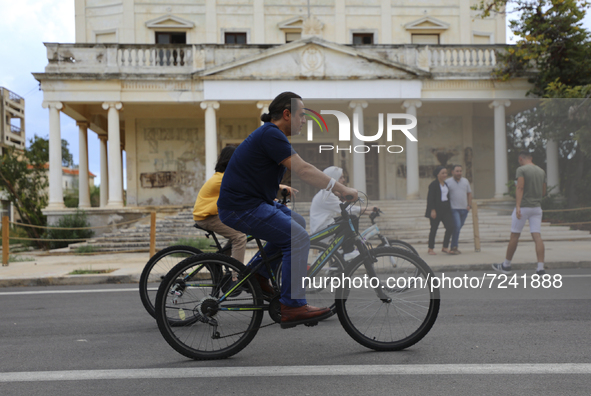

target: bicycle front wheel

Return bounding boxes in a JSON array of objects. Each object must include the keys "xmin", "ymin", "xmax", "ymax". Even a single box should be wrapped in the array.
[
  {"xmin": 382, "ymin": 239, "xmax": 419, "ymax": 256},
  {"xmin": 336, "ymin": 246, "xmax": 440, "ymax": 351},
  {"xmin": 139, "ymin": 245, "xmax": 203, "ymax": 318},
  {"xmin": 155, "ymin": 253, "xmax": 264, "ymax": 360}
]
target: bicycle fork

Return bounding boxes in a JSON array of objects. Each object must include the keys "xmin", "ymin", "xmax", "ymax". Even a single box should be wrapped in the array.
[{"xmin": 355, "ymin": 238, "xmax": 392, "ymax": 303}]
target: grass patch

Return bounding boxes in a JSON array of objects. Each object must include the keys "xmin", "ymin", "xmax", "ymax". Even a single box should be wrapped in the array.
[
  {"xmin": 171, "ymin": 238, "xmax": 216, "ymax": 251},
  {"xmin": 68, "ymin": 267, "xmax": 117, "ymax": 275},
  {"xmin": 8, "ymin": 255, "xmax": 35, "ymax": 263},
  {"xmin": 74, "ymin": 245, "xmax": 97, "ymax": 254}
]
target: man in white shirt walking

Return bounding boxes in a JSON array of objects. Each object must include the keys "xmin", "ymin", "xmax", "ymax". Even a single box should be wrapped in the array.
[{"xmin": 446, "ymin": 165, "xmax": 472, "ymax": 254}]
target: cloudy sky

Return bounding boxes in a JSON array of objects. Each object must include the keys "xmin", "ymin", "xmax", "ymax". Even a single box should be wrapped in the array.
[{"xmin": 1, "ymin": 1, "xmax": 590, "ymax": 188}]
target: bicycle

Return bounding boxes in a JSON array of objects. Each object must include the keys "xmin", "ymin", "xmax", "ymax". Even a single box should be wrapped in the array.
[
  {"xmin": 139, "ymin": 191, "xmax": 291, "ymax": 319},
  {"xmin": 363, "ymin": 208, "xmax": 418, "ymax": 255},
  {"xmin": 300, "ymin": 206, "xmax": 419, "ymax": 301},
  {"xmin": 154, "ymin": 199, "xmax": 440, "ymax": 360}
]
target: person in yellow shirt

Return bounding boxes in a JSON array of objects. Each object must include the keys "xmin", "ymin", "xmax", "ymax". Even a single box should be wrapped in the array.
[{"xmin": 193, "ymin": 146, "xmax": 247, "ymax": 263}]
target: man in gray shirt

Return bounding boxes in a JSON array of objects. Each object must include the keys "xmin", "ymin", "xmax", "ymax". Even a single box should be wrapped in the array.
[
  {"xmin": 446, "ymin": 165, "xmax": 472, "ymax": 254},
  {"xmin": 493, "ymin": 151, "xmax": 547, "ymax": 276}
]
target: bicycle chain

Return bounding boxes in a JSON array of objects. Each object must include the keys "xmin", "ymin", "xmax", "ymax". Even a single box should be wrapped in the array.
[{"xmin": 209, "ymin": 297, "xmax": 278, "ymax": 339}]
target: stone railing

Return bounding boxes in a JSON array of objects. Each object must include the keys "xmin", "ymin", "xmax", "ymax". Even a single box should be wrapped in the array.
[
  {"xmin": 44, "ymin": 44, "xmax": 198, "ymax": 74},
  {"xmin": 43, "ymin": 43, "xmax": 507, "ymax": 76},
  {"xmin": 117, "ymin": 45, "xmax": 194, "ymax": 68},
  {"xmin": 428, "ymin": 46, "xmax": 500, "ymax": 67}
]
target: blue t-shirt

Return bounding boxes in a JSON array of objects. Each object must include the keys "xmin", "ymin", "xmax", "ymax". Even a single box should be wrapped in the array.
[{"xmin": 217, "ymin": 122, "xmax": 296, "ymax": 211}]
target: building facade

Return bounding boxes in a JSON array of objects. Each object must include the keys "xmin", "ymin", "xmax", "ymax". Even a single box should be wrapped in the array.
[
  {"xmin": 0, "ymin": 87, "xmax": 26, "ymax": 221},
  {"xmin": 34, "ymin": 1, "xmax": 561, "ymax": 215}
]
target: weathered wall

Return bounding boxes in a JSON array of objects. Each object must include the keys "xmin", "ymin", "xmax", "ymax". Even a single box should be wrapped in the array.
[
  {"xmin": 136, "ymin": 119, "xmax": 205, "ymax": 206},
  {"xmin": 472, "ymin": 115, "xmax": 495, "ymax": 199}
]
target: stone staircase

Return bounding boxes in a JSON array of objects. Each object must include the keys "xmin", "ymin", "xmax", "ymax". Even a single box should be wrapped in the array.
[
  {"xmin": 293, "ymin": 200, "xmax": 591, "ymax": 245},
  {"xmin": 70, "ymin": 200, "xmax": 591, "ymax": 252},
  {"xmin": 70, "ymin": 210, "xmax": 208, "ymax": 252}
]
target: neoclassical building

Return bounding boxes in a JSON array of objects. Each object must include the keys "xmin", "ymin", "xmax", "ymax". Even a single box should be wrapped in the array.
[{"xmin": 34, "ymin": 1, "xmax": 560, "ymax": 220}]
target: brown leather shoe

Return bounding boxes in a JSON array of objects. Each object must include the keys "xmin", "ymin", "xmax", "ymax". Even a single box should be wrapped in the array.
[
  {"xmin": 280, "ymin": 303, "xmax": 332, "ymax": 329},
  {"xmin": 254, "ymin": 274, "xmax": 275, "ymax": 296}
]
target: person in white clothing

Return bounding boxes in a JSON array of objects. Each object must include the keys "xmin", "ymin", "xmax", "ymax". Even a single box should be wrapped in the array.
[
  {"xmin": 310, "ymin": 166, "xmax": 376, "ymax": 260},
  {"xmin": 310, "ymin": 166, "xmax": 377, "ymax": 234}
]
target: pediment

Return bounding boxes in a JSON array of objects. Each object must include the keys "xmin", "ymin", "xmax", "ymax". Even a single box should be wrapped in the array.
[
  {"xmin": 278, "ymin": 16, "xmax": 304, "ymax": 30},
  {"xmin": 146, "ymin": 14, "xmax": 195, "ymax": 29},
  {"xmin": 404, "ymin": 16, "xmax": 450, "ymax": 31},
  {"xmin": 196, "ymin": 37, "xmax": 428, "ymax": 80}
]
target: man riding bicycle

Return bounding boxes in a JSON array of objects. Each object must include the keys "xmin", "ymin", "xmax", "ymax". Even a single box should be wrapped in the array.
[{"xmin": 217, "ymin": 92, "xmax": 358, "ymax": 328}]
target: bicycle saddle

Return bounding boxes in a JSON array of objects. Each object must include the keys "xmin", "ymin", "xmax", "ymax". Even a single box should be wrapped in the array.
[{"xmin": 193, "ymin": 222, "xmax": 211, "ymax": 232}]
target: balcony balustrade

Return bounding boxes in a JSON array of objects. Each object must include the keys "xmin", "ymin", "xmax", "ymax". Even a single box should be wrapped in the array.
[{"xmin": 43, "ymin": 43, "xmax": 507, "ymax": 77}]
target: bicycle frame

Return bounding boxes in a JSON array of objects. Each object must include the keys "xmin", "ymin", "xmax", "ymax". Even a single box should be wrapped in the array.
[
  {"xmin": 206, "ymin": 206, "xmax": 365, "ymax": 310},
  {"xmin": 178, "ymin": 201, "xmax": 391, "ymax": 312}
]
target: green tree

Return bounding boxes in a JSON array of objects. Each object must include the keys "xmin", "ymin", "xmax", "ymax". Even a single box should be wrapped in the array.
[
  {"xmin": 473, "ymin": 0, "xmax": 591, "ymax": 94},
  {"xmin": 474, "ymin": 0, "xmax": 591, "ymax": 206},
  {"xmin": 90, "ymin": 185, "xmax": 101, "ymax": 207},
  {"xmin": 28, "ymin": 135, "xmax": 75, "ymax": 167},
  {"xmin": 0, "ymin": 145, "xmax": 48, "ymax": 246}
]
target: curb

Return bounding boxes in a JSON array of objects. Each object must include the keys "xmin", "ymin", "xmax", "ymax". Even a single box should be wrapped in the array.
[
  {"xmin": 0, "ymin": 274, "xmax": 139, "ymax": 288},
  {"xmin": 1, "ymin": 262, "xmax": 589, "ymax": 288},
  {"xmin": 430, "ymin": 261, "xmax": 591, "ymax": 273}
]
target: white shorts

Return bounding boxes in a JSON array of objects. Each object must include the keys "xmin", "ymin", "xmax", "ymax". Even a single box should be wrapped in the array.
[{"xmin": 511, "ymin": 207, "xmax": 543, "ymax": 234}]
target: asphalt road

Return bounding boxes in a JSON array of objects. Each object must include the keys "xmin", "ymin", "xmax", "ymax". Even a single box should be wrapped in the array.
[{"xmin": 1, "ymin": 268, "xmax": 590, "ymax": 396}]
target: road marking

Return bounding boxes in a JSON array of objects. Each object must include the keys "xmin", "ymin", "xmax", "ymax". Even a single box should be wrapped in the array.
[
  {"xmin": 0, "ymin": 288, "xmax": 138, "ymax": 296},
  {"xmin": 1, "ymin": 364, "xmax": 591, "ymax": 382}
]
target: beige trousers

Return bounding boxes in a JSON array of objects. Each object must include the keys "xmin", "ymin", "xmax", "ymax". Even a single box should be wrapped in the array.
[{"xmin": 195, "ymin": 215, "xmax": 247, "ymax": 263}]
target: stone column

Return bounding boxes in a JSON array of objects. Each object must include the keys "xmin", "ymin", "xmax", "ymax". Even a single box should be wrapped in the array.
[
  {"xmin": 205, "ymin": 0, "xmax": 218, "ymax": 43},
  {"xmin": 402, "ymin": 100, "xmax": 422, "ymax": 200},
  {"xmin": 335, "ymin": 0, "xmax": 346, "ymax": 43},
  {"xmin": 99, "ymin": 136, "xmax": 109, "ymax": 208},
  {"xmin": 489, "ymin": 100, "xmax": 511, "ymax": 199},
  {"xmin": 349, "ymin": 101, "xmax": 368, "ymax": 193},
  {"xmin": 42, "ymin": 101, "xmax": 65, "ymax": 210},
  {"xmin": 102, "ymin": 102, "xmax": 124, "ymax": 208},
  {"xmin": 121, "ymin": 147, "xmax": 125, "ymax": 201},
  {"xmin": 459, "ymin": 0, "xmax": 471, "ymax": 44},
  {"xmin": 546, "ymin": 139, "xmax": 560, "ymax": 194},
  {"xmin": 77, "ymin": 122, "xmax": 91, "ymax": 208},
  {"xmin": 200, "ymin": 101, "xmax": 220, "ymax": 180},
  {"xmin": 253, "ymin": 0, "xmax": 265, "ymax": 43},
  {"xmin": 381, "ymin": 0, "xmax": 392, "ymax": 44},
  {"xmin": 257, "ymin": 100, "xmax": 271, "ymax": 125}
]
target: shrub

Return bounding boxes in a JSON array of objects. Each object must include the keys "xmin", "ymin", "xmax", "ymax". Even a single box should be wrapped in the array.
[
  {"xmin": 171, "ymin": 237, "xmax": 214, "ymax": 251},
  {"xmin": 44, "ymin": 210, "xmax": 94, "ymax": 249},
  {"xmin": 74, "ymin": 245, "xmax": 97, "ymax": 254}
]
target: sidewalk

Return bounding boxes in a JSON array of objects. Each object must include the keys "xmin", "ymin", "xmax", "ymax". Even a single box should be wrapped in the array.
[{"xmin": 1, "ymin": 240, "xmax": 590, "ymax": 287}]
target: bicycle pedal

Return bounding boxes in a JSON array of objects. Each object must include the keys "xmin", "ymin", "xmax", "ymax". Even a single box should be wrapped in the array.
[{"xmin": 304, "ymin": 321, "xmax": 319, "ymax": 327}]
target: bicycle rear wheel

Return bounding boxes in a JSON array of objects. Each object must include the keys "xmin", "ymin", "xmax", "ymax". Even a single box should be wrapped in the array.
[
  {"xmin": 155, "ymin": 253, "xmax": 264, "ymax": 360},
  {"xmin": 336, "ymin": 246, "xmax": 440, "ymax": 351},
  {"xmin": 139, "ymin": 245, "xmax": 203, "ymax": 318}
]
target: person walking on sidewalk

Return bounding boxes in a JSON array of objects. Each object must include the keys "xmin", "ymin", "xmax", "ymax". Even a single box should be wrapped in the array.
[
  {"xmin": 446, "ymin": 165, "xmax": 472, "ymax": 254},
  {"xmin": 425, "ymin": 166, "xmax": 456, "ymax": 255},
  {"xmin": 493, "ymin": 151, "xmax": 547, "ymax": 275}
]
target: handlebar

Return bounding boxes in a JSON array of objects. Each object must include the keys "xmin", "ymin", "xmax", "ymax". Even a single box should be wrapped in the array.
[{"xmin": 280, "ymin": 188, "xmax": 290, "ymax": 205}]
